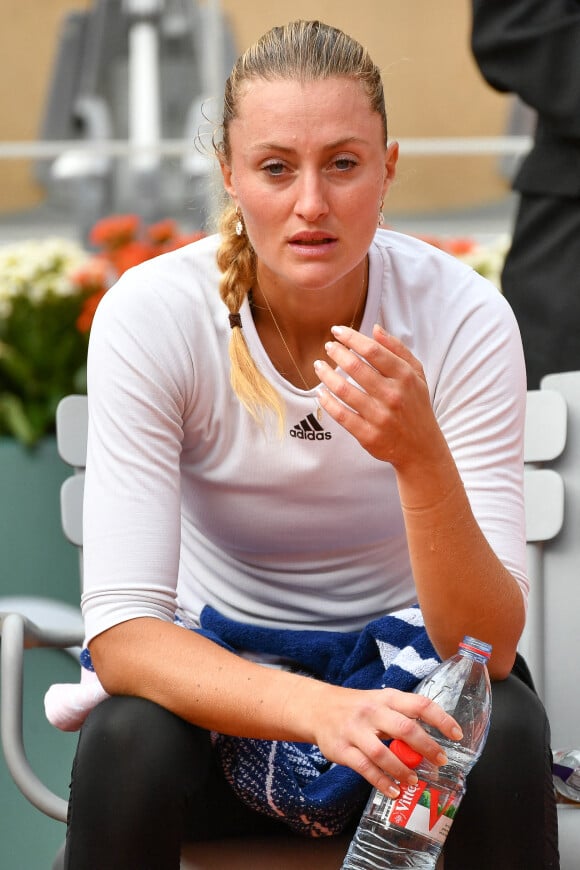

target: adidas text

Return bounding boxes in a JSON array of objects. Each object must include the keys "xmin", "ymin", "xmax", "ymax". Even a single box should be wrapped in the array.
[{"xmin": 289, "ymin": 413, "xmax": 332, "ymax": 441}]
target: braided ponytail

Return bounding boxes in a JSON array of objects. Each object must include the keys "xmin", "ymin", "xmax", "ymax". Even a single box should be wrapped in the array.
[{"xmin": 216, "ymin": 203, "xmax": 285, "ymax": 431}]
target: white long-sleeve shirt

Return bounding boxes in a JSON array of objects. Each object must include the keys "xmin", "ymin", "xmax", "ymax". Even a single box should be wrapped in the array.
[{"xmin": 81, "ymin": 229, "xmax": 528, "ymax": 644}]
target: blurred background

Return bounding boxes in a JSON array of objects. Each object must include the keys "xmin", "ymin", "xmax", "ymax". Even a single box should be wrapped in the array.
[
  {"xmin": 0, "ymin": 2, "xmax": 529, "ymax": 867},
  {"xmin": 0, "ymin": 0, "xmax": 531, "ymax": 243}
]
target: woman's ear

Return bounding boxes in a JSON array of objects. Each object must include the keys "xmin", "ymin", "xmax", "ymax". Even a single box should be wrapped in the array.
[
  {"xmin": 219, "ymin": 160, "xmax": 236, "ymax": 201},
  {"xmin": 382, "ymin": 141, "xmax": 399, "ymax": 197}
]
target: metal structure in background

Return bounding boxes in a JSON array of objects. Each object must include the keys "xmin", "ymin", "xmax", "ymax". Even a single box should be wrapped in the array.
[{"xmin": 36, "ymin": 0, "xmax": 237, "ymax": 239}]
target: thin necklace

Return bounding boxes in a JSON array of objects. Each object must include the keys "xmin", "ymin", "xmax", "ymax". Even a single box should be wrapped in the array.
[{"xmin": 258, "ymin": 258, "xmax": 368, "ymax": 421}]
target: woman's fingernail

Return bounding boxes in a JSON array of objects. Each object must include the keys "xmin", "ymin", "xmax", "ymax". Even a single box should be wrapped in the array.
[
  {"xmin": 387, "ymin": 785, "xmax": 400, "ymax": 798},
  {"xmin": 313, "ymin": 359, "xmax": 323, "ymax": 371},
  {"xmin": 331, "ymin": 325, "xmax": 345, "ymax": 337},
  {"xmin": 436, "ymin": 752, "xmax": 448, "ymax": 766}
]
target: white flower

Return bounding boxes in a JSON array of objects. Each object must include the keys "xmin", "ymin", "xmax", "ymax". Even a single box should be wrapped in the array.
[{"xmin": 0, "ymin": 237, "xmax": 89, "ymax": 315}]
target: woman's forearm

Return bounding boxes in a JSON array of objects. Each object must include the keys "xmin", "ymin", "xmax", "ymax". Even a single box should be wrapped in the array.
[
  {"xmin": 397, "ymin": 454, "xmax": 525, "ymax": 678},
  {"xmin": 89, "ymin": 617, "xmax": 322, "ymax": 741}
]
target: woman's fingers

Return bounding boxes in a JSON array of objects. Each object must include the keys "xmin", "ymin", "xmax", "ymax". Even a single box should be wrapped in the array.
[
  {"xmin": 386, "ymin": 688, "xmax": 463, "ymax": 743},
  {"xmin": 341, "ymin": 742, "xmax": 411, "ymax": 797},
  {"xmin": 313, "ymin": 323, "xmax": 438, "ymax": 465},
  {"xmin": 329, "ymin": 323, "xmax": 424, "ymax": 378},
  {"xmin": 317, "ymin": 325, "xmax": 426, "ymax": 408},
  {"xmin": 370, "ymin": 690, "xmax": 458, "ymax": 769},
  {"xmin": 316, "ymin": 685, "xmax": 461, "ymax": 793}
]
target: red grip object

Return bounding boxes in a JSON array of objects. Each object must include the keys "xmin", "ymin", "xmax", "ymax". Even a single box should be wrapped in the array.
[{"xmin": 390, "ymin": 739, "xmax": 423, "ymax": 769}]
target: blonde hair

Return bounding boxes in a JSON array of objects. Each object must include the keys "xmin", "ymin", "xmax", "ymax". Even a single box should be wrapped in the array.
[{"xmin": 215, "ymin": 20, "xmax": 388, "ymax": 429}]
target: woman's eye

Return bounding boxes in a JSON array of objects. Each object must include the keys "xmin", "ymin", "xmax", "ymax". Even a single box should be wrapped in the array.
[
  {"xmin": 334, "ymin": 157, "xmax": 357, "ymax": 171},
  {"xmin": 263, "ymin": 162, "xmax": 286, "ymax": 176}
]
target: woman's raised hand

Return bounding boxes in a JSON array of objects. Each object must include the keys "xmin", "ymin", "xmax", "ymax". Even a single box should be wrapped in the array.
[{"xmin": 314, "ymin": 324, "xmax": 445, "ymax": 472}]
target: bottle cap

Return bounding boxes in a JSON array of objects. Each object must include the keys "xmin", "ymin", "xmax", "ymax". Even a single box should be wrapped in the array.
[
  {"xmin": 460, "ymin": 636, "xmax": 492, "ymax": 658},
  {"xmin": 390, "ymin": 739, "xmax": 423, "ymax": 769}
]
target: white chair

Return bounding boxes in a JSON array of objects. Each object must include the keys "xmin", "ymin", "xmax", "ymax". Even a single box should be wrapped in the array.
[
  {"xmin": 521, "ymin": 374, "xmax": 580, "ymax": 868},
  {"xmin": 0, "ymin": 399, "xmax": 86, "ymax": 670}
]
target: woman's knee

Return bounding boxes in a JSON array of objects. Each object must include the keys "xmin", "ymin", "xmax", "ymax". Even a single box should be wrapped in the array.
[
  {"xmin": 485, "ymin": 672, "xmax": 550, "ymax": 764},
  {"xmin": 445, "ymin": 673, "xmax": 558, "ymax": 869},
  {"xmin": 66, "ymin": 697, "xmax": 212, "ymax": 869},
  {"xmin": 74, "ymin": 695, "xmax": 212, "ymax": 796}
]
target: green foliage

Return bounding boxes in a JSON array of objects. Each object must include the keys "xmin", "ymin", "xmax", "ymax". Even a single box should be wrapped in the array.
[{"xmin": 0, "ymin": 238, "xmax": 90, "ymax": 446}]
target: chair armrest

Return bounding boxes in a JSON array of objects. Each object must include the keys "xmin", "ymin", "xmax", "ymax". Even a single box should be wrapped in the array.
[{"xmin": 0, "ymin": 612, "xmax": 82, "ymax": 822}]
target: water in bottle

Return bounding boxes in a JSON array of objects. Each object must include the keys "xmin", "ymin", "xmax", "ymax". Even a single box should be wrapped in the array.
[{"xmin": 341, "ymin": 636, "xmax": 492, "ymax": 869}]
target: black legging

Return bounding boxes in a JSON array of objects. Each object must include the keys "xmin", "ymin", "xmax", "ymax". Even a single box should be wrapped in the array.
[
  {"xmin": 64, "ymin": 657, "xmax": 559, "ymax": 869},
  {"xmin": 445, "ymin": 656, "xmax": 559, "ymax": 869}
]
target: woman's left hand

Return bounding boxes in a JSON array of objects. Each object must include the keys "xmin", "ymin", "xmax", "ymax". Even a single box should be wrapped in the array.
[{"xmin": 314, "ymin": 323, "xmax": 445, "ymax": 470}]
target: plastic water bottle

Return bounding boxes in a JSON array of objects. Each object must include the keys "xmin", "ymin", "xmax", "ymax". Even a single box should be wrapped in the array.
[
  {"xmin": 553, "ymin": 749, "xmax": 580, "ymax": 802},
  {"xmin": 341, "ymin": 636, "xmax": 492, "ymax": 869}
]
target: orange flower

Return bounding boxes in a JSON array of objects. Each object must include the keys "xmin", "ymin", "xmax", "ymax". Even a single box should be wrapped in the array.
[
  {"xmin": 108, "ymin": 239, "xmax": 158, "ymax": 274},
  {"xmin": 445, "ymin": 237, "xmax": 477, "ymax": 256},
  {"xmin": 171, "ymin": 230, "xmax": 206, "ymax": 247},
  {"xmin": 76, "ymin": 289, "xmax": 108, "ymax": 334},
  {"xmin": 158, "ymin": 230, "xmax": 206, "ymax": 255},
  {"xmin": 89, "ymin": 214, "xmax": 141, "ymax": 250},
  {"xmin": 146, "ymin": 218, "xmax": 179, "ymax": 246},
  {"xmin": 75, "ymin": 216, "xmax": 206, "ymax": 334},
  {"xmin": 413, "ymin": 233, "xmax": 477, "ymax": 257}
]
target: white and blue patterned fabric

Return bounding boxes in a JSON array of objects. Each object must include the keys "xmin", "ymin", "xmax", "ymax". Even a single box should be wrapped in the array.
[{"xmin": 196, "ymin": 605, "xmax": 440, "ymax": 837}]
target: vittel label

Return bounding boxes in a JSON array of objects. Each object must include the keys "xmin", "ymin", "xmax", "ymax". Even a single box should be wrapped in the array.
[{"xmin": 372, "ymin": 780, "xmax": 458, "ymax": 845}]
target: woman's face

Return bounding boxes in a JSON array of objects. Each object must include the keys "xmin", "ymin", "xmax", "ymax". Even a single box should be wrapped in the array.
[{"xmin": 220, "ymin": 76, "xmax": 398, "ymax": 297}]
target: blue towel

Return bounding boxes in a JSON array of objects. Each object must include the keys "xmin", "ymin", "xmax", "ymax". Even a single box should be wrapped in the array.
[{"xmin": 195, "ymin": 605, "xmax": 440, "ymax": 838}]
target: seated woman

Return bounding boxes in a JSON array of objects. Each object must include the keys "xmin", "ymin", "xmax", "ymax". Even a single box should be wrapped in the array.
[{"xmin": 62, "ymin": 19, "xmax": 559, "ymax": 870}]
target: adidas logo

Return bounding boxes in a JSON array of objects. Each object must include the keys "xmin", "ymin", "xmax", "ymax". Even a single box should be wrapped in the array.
[{"xmin": 289, "ymin": 413, "xmax": 332, "ymax": 440}]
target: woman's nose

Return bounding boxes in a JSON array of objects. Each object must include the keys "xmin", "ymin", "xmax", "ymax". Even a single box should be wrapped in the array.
[{"xmin": 294, "ymin": 172, "xmax": 329, "ymax": 222}]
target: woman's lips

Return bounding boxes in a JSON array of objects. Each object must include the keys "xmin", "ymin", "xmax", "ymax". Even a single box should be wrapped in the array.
[
  {"xmin": 288, "ymin": 232, "xmax": 337, "ymax": 250},
  {"xmin": 290, "ymin": 238, "xmax": 333, "ymax": 245},
  {"xmin": 288, "ymin": 239, "xmax": 338, "ymax": 257}
]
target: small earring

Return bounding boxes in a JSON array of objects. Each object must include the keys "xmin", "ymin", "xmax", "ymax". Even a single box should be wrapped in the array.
[
  {"xmin": 378, "ymin": 201, "xmax": 385, "ymax": 226},
  {"xmin": 235, "ymin": 208, "xmax": 244, "ymax": 237}
]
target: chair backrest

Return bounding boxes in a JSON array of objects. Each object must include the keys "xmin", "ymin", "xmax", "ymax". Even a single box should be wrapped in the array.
[
  {"xmin": 520, "ymin": 389, "xmax": 567, "ymax": 699},
  {"xmin": 533, "ymin": 373, "xmax": 580, "ymax": 749},
  {"xmin": 56, "ymin": 395, "xmax": 88, "ymax": 550}
]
